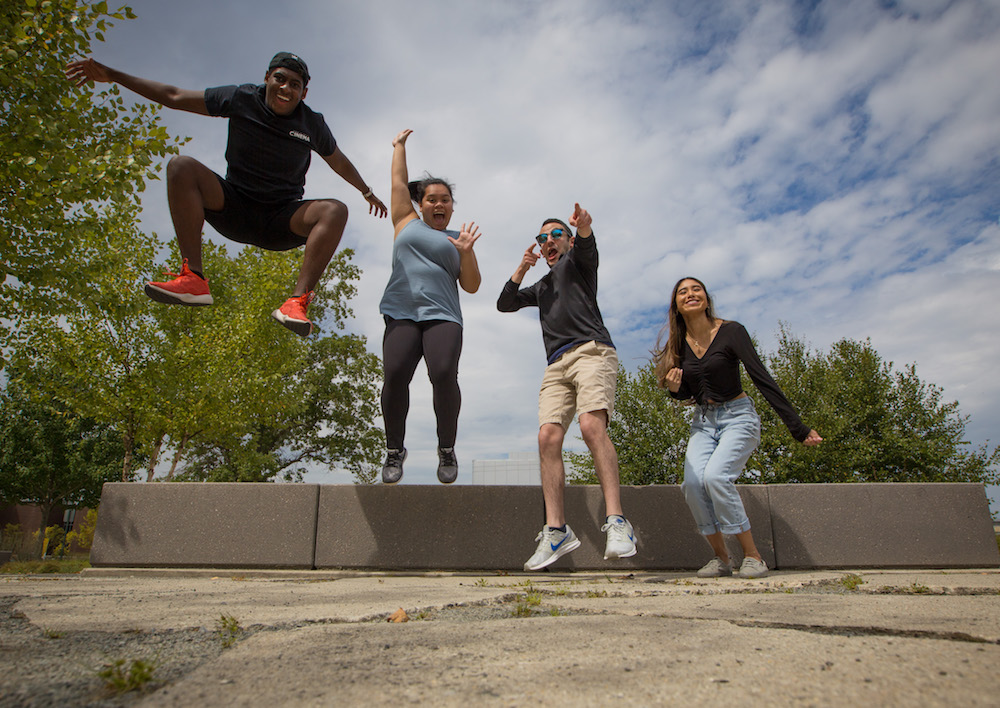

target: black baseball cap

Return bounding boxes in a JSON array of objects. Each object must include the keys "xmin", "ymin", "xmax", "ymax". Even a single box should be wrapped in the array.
[{"xmin": 268, "ymin": 52, "xmax": 310, "ymax": 84}]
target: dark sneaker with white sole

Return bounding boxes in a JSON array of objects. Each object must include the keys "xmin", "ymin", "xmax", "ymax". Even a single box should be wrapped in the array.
[{"xmin": 381, "ymin": 448, "xmax": 407, "ymax": 484}]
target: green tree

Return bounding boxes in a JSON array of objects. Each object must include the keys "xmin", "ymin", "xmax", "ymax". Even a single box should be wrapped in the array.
[
  {"xmin": 25, "ymin": 240, "xmax": 383, "ymax": 484},
  {"xmin": 177, "ymin": 332, "xmax": 384, "ymax": 483},
  {"xmin": 1, "ymin": 0, "xmax": 182, "ymax": 350},
  {"xmin": 570, "ymin": 328, "xmax": 999, "ymax": 487},
  {"xmin": 0, "ymin": 370, "xmax": 125, "ymax": 558},
  {"xmin": 744, "ymin": 328, "xmax": 1000, "ymax": 485},
  {"xmin": 148, "ymin": 247, "xmax": 384, "ymax": 484},
  {"xmin": 12, "ymin": 210, "xmax": 165, "ymax": 481}
]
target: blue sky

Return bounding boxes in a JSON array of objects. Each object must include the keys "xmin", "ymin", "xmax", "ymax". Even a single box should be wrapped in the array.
[{"xmin": 88, "ymin": 0, "xmax": 1000, "ymax": 513}]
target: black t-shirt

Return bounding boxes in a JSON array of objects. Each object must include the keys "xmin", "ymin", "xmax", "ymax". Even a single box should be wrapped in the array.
[
  {"xmin": 497, "ymin": 234, "xmax": 614, "ymax": 364},
  {"xmin": 669, "ymin": 320, "xmax": 810, "ymax": 441},
  {"xmin": 204, "ymin": 84, "xmax": 337, "ymax": 204}
]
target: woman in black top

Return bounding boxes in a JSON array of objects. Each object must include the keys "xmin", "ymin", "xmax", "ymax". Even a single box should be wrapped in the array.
[{"xmin": 653, "ymin": 277, "xmax": 821, "ymax": 578}]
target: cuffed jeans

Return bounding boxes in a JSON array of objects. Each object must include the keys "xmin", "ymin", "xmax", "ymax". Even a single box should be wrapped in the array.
[{"xmin": 681, "ymin": 396, "xmax": 761, "ymax": 536}]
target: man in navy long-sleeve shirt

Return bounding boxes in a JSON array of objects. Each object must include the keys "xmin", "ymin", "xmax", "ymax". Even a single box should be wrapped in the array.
[{"xmin": 498, "ymin": 203, "xmax": 636, "ymax": 571}]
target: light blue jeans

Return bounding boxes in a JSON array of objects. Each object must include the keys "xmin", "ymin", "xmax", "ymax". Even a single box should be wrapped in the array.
[{"xmin": 681, "ymin": 396, "xmax": 761, "ymax": 536}]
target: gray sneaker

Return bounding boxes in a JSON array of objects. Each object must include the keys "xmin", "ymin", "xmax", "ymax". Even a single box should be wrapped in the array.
[
  {"xmin": 696, "ymin": 557, "xmax": 733, "ymax": 578},
  {"xmin": 737, "ymin": 557, "xmax": 769, "ymax": 579},
  {"xmin": 437, "ymin": 447, "xmax": 458, "ymax": 484},
  {"xmin": 523, "ymin": 525, "xmax": 581, "ymax": 571},
  {"xmin": 381, "ymin": 448, "xmax": 406, "ymax": 484}
]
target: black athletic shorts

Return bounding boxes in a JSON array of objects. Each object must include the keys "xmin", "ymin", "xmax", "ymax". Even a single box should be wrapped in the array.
[{"xmin": 203, "ymin": 175, "xmax": 308, "ymax": 251}]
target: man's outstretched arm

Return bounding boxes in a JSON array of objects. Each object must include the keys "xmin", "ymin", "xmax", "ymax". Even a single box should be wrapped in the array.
[
  {"xmin": 65, "ymin": 58, "xmax": 208, "ymax": 115},
  {"xmin": 322, "ymin": 147, "xmax": 387, "ymax": 218}
]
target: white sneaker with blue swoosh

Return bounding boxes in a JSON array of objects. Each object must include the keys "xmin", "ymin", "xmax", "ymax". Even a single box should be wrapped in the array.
[
  {"xmin": 602, "ymin": 515, "xmax": 637, "ymax": 560},
  {"xmin": 524, "ymin": 525, "xmax": 581, "ymax": 571}
]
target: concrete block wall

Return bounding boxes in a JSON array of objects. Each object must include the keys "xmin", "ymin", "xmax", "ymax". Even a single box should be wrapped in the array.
[{"xmin": 90, "ymin": 482, "xmax": 1000, "ymax": 570}]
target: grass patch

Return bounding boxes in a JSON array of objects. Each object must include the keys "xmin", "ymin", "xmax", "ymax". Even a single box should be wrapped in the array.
[
  {"xmin": 511, "ymin": 590, "xmax": 544, "ymax": 617},
  {"xmin": 215, "ymin": 614, "xmax": 243, "ymax": 648},
  {"xmin": 97, "ymin": 658, "xmax": 158, "ymax": 694},
  {"xmin": 840, "ymin": 573, "xmax": 865, "ymax": 591},
  {"xmin": 0, "ymin": 558, "xmax": 90, "ymax": 575}
]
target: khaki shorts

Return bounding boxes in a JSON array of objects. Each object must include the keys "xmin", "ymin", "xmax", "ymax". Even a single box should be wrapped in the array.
[{"xmin": 538, "ymin": 341, "xmax": 618, "ymax": 430}]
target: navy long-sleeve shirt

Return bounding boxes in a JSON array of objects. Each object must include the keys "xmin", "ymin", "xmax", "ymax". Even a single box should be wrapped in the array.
[{"xmin": 497, "ymin": 234, "xmax": 613, "ymax": 364}]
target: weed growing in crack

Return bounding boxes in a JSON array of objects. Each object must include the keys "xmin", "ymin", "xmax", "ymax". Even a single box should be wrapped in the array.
[
  {"xmin": 97, "ymin": 658, "xmax": 157, "ymax": 694},
  {"xmin": 840, "ymin": 574, "xmax": 865, "ymax": 591},
  {"xmin": 216, "ymin": 614, "xmax": 242, "ymax": 648},
  {"xmin": 511, "ymin": 590, "xmax": 544, "ymax": 617}
]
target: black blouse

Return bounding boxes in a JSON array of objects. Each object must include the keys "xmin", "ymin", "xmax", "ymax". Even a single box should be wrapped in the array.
[{"xmin": 669, "ymin": 321, "xmax": 810, "ymax": 442}]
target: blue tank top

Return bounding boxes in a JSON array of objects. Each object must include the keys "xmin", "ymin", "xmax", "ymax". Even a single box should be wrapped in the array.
[{"xmin": 379, "ymin": 218, "xmax": 463, "ymax": 326}]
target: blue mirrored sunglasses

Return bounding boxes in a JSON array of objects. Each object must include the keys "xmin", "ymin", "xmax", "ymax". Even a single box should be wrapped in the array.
[{"xmin": 535, "ymin": 228, "xmax": 567, "ymax": 246}]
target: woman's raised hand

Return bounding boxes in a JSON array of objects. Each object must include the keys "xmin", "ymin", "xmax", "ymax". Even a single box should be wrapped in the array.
[
  {"xmin": 392, "ymin": 129, "xmax": 413, "ymax": 147},
  {"xmin": 449, "ymin": 222, "xmax": 481, "ymax": 253}
]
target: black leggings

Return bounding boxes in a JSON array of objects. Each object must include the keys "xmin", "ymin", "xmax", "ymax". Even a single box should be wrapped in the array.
[{"xmin": 381, "ymin": 318, "xmax": 463, "ymax": 450}]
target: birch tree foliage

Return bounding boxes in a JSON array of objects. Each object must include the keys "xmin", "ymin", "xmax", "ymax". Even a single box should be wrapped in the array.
[{"xmin": 0, "ymin": 0, "xmax": 183, "ymax": 348}]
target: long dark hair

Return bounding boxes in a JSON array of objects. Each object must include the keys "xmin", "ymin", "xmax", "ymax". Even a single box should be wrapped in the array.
[
  {"xmin": 407, "ymin": 173, "xmax": 454, "ymax": 204},
  {"xmin": 652, "ymin": 276, "xmax": 716, "ymax": 387}
]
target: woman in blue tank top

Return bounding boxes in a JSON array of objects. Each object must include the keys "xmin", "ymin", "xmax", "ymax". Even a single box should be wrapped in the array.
[{"xmin": 378, "ymin": 129, "xmax": 482, "ymax": 485}]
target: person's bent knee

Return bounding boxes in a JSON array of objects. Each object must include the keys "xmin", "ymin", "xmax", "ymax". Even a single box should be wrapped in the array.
[
  {"xmin": 538, "ymin": 423, "xmax": 564, "ymax": 453},
  {"xmin": 704, "ymin": 469, "xmax": 737, "ymax": 497},
  {"xmin": 313, "ymin": 199, "xmax": 349, "ymax": 225},
  {"xmin": 578, "ymin": 410, "xmax": 609, "ymax": 444},
  {"xmin": 166, "ymin": 155, "xmax": 205, "ymax": 182}
]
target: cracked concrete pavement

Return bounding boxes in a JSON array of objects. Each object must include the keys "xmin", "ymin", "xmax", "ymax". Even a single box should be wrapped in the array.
[{"xmin": 1, "ymin": 568, "xmax": 998, "ymax": 706}]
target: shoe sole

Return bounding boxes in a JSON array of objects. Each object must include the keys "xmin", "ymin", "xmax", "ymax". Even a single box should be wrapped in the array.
[
  {"xmin": 604, "ymin": 543, "xmax": 638, "ymax": 560},
  {"xmin": 144, "ymin": 283, "xmax": 213, "ymax": 306},
  {"xmin": 271, "ymin": 309, "xmax": 313, "ymax": 337},
  {"xmin": 524, "ymin": 537, "xmax": 581, "ymax": 571},
  {"xmin": 437, "ymin": 469, "xmax": 458, "ymax": 484}
]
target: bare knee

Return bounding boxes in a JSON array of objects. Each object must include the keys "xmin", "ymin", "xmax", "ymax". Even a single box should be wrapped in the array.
[
  {"xmin": 166, "ymin": 155, "xmax": 203, "ymax": 184},
  {"xmin": 312, "ymin": 199, "xmax": 349, "ymax": 227},
  {"xmin": 579, "ymin": 410, "xmax": 609, "ymax": 447},
  {"xmin": 538, "ymin": 424, "xmax": 564, "ymax": 457}
]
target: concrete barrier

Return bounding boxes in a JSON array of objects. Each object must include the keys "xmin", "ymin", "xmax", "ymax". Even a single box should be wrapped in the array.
[
  {"xmin": 90, "ymin": 482, "xmax": 1000, "ymax": 570},
  {"xmin": 768, "ymin": 483, "xmax": 1000, "ymax": 569},
  {"xmin": 91, "ymin": 483, "xmax": 319, "ymax": 569}
]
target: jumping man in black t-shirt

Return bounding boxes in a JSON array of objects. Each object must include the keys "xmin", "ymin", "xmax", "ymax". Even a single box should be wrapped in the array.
[{"xmin": 65, "ymin": 52, "xmax": 387, "ymax": 336}]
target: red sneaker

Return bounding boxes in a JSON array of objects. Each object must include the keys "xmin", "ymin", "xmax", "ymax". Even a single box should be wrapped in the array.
[
  {"xmin": 271, "ymin": 291, "xmax": 314, "ymax": 336},
  {"xmin": 144, "ymin": 260, "xmax": 213, "ymax": 306}
]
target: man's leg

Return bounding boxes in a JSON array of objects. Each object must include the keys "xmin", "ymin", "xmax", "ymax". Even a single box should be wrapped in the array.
[
  {"xmin": 289, "ymin": 199, "xmax": 349, "ymax": 296},
  {"xmin": 579, "ymin": 409, "xmax": 623, "ymax": 517},
  {"xmin": 166, "ymin": 156, "xmax": 224, "ymax": 274},
  {"xmin": 524, "ymin": 420, "xmax": 582, "ymax": 571},
  {"xmin": 580, "ymin": 409, "xmax": 636, "ymax": 560},
  {"xmin": 538, "ymin": 422, "xmax": 567, "ymax": 528}
]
